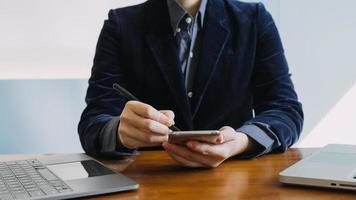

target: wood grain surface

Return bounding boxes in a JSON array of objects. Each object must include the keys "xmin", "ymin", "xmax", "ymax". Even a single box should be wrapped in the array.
[
  {"xmin": 95, "ymin": 148, "xmax": 356, "ymax": 200},
  {"xmin": 2, "ymin": 149, "xmax": 356, "ymax": 199}
]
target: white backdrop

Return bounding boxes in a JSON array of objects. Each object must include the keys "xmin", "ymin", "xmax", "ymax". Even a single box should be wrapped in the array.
[{"xmin": 0, "ymin": 0, "xmax": 145, "ymax": 79}]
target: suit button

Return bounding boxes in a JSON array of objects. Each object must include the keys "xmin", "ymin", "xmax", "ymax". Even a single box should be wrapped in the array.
[
  {"xmin": 189, "ymin": 51, "xmax": 194, "ymax": 58},
  {"xmin": 187, "ymin": 91, "xmax": 193, "ymax": 98},
  {"xmin": 185, "ymin": 17, "xmax": 192, "ymax": 24}
]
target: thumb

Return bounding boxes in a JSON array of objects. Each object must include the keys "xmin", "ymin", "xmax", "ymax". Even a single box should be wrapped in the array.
[
  {"xmin": 159, "ymin": 110, "xmax": 175, "ymax": 126},
  {"xmin": 219, "ymin": 126, "xmax": 237, "ymax": 143}
]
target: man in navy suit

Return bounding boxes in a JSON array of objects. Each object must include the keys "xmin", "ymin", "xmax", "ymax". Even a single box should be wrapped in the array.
[{"xmin": 78, "ymin": 0, "xmax": 304, "ymax": 168}]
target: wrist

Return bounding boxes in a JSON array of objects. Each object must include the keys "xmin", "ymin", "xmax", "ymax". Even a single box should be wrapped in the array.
[
  {"xmin": 238, "ymin": 132, "xmax": 262, "ymax": 155},
  {"xmin": 117, "ymin": 126, "xmax": 131, "ymax": 149},
  {"xmin": 230, "ymin": 132, "xmax": 259, "ymax": 157}
]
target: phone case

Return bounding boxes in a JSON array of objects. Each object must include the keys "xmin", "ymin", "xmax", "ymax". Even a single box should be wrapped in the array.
[{"xmin": 168, "ymin": 132, "xmax": 222, "ymax": 145}]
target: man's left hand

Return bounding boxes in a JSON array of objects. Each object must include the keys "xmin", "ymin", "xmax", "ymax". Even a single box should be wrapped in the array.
[{"xmin": 162, "ymin": 126, "xmax": 258, "ymax": 168}]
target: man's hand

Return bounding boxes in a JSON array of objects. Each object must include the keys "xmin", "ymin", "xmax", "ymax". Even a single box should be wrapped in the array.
[
  {"xmin": 162, "ymin": 126, "xmax": 259, "ymax": 168},
  {"xmin": 118, "ymin": 101, "xmax": 175, "ymax": 149}
]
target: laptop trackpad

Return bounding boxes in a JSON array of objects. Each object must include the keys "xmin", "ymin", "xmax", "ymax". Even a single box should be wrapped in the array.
[{"xmin": 309, "ymin": 152, "xmax": 356, "ymax": 166}]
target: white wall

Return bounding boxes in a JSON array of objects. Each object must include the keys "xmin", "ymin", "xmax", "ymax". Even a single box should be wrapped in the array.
[
  {"xmin": 0, "ymin": 0, "xmax": 145, "ymax": 79},
  {"xmin": 277, "ymin": 0, "xmax": 356, "ymax": 143},
  {"xmin": 298, "ymin": 83, "xmax": 356, "ymax": 147}
]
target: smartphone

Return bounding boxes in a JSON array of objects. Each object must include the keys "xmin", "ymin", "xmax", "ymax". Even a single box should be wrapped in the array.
[{"xmin": 168, "ymin": 130, "xmax": 222, "ymax": 145}]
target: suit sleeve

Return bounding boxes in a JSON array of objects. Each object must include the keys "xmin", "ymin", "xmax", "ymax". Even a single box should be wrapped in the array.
[
  {"xmin": 238, "ymin": 3, "xmax": 304, "ymax": 156},
  {"xmin": 78, "ymin": 10, "xmax": 138, "ymax": 158}
]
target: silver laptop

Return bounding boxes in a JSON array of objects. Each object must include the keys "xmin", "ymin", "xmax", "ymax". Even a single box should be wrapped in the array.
[
  {"xmin": 0, "ymin": 154, "xmax": 139, "ymax": 200},
  {"xmin": 280, "ymin": 144, "xmax": 356, "ymax": 191}
]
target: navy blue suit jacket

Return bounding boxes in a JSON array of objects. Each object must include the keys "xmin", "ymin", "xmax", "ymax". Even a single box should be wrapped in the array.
[{"xmin": 78, "ymin": 0, "xmax": 304, "ymax": 157}]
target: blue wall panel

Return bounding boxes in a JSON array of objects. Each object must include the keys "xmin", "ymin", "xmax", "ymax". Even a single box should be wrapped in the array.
[{"xmin": 0, "ymin": 80, "xmax": 87, "ymax": 154}]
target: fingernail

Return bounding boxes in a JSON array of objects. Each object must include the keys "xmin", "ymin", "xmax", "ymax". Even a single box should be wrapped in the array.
[
  {"xmin": 187, "ymin": 142, "xmax": 195, "ymax": 148},
  {"xmin": 164, "ymin": 145, "xmax": 171, "ymax": 150},
  {"xmin": 162, "ymin": 142, "xmax": 167, "ymax": 148},
  {"xmin": 168, "ymin": 119, "xmax": 175, "ymax": 127},
  {"xmin": 164, "ymin": 126, "xmax": 170, "ymax": 133}
]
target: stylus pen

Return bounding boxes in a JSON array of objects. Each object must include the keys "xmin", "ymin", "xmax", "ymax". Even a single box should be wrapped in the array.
[{"xmin": 112, "ymin": 83, "xmax": 181, "ymax": 131}]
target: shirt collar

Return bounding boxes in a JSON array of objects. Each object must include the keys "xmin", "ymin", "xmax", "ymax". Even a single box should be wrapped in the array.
[{"xmin": 167, "ymin": 0, "xmax": 208, "ymax": 35}]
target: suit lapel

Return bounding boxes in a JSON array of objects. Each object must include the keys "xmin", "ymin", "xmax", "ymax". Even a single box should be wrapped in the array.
[
  {"xmin": 144, "ymin": 1, "xmax": 193, "ymax": 129},
  {"xmin": 192, "ymin": 0, "xmax": 230, "ymax": 118}
]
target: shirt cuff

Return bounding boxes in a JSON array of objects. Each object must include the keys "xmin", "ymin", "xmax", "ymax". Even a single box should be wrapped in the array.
[
  {"xmin": 236, "ymin": 123, "xmax": 279, "ymax": 158},
  {"xmin": 99, "ymin": 116, "xmax": 139, "ymax": 157}
]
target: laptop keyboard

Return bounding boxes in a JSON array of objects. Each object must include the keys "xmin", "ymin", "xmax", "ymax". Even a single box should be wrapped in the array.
[{"xmin": 0, "ymin": 159, "xmax": 72, "ymax": 200}]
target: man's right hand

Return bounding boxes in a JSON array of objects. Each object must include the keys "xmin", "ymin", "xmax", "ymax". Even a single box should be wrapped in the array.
[{"xmin": 118, "ymin": 101, "xmax": 175, "ymax": 149}]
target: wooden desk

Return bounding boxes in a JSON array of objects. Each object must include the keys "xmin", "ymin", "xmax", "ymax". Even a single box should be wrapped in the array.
[{"xmin": 2, "ymin": 149, "xmax": 356, "ymax": 199}]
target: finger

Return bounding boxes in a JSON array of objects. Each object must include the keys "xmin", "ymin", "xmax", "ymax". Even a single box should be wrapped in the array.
[
  {"xmin": 120, "ymin": 134, "xmax": 146, "ymax": 149},
  {"xmin": 163, "ymin": 142, "xmax": 216, "ymax": 167},
  {"xmin": 121, "ymin": 125, "xmax": 168, "ymax": 145},
  {"xmin": 124, "ymin": 133, "xmax": 166, "ymax": 148},
  {"xmin": 157, "ymin": 110, "xmax": 174, "ymax": 127},
  {"xmin": 127, "ymin": 101, "xmax": 172, "ymax": 126},
  {"xmin": 125, "ymin": 133, "xmax": 168, "ymax": 147},
  {"xmin": 159, "ymin": 110, "xmax": 175, "ymax": 125},
  {"xmin": 186, "ymin": 141, "xmax": 229, "ymax": 159},
  {"xmin": 124, "ymin": 111, "xmax": 170, "ymax": 135},
  {"xmin": 165, "ymin": 149, "xmax": 205, "ymax": 168},
  {"xmin": 190, "ymin": 134, "xmax": 224, "ymax": 144}
]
